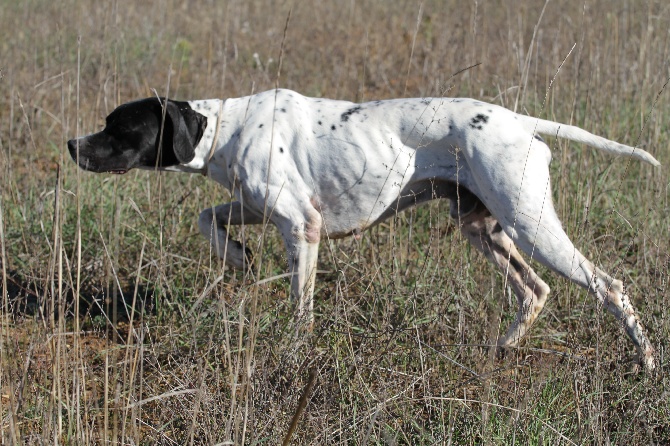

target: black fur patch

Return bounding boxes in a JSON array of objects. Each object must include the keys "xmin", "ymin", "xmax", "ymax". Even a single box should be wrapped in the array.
[
  {"xmin": 67, "ymin": 97, "xmax": 206, "ymax": 173},
  {"xmin": 469, "ymin": 114, "xmax": 489, "ymax": 130},
  {"xmin": 341, "ymin": 106, "xmax": 362, "ymax": 122}
]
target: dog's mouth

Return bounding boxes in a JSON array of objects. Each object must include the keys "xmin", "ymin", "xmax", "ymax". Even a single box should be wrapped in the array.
[{"xmin": 108, "ymin": 169, "xmax": 128, "ymax": 175}]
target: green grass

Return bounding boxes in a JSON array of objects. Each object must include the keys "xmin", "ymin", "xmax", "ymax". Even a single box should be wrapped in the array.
[{"xmin": 1, "ymin": 0, "xmax": 669, "ymax": 444}]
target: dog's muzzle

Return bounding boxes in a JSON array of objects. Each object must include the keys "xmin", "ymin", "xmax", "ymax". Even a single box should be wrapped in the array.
[{"xmin": 67, "ymin": 138, "xmax": 127, "ymax": 174}]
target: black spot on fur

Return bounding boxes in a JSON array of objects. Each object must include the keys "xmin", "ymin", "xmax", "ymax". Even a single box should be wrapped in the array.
[
  {"xmin": 341, "ymin": 106, "xmax": 362, "ymax": 122},
  {"xmin": 331, "ymin": 124, "xmax": 336, "ymax": 131},
  {"xmin": 318, "ymin": 120, "xmax": 322, "ymax": 125},
  {"xmin": 469, "ymin": 114, "xmax": 489, "ymax": 130},
  {"xmin": 259, "ymin": 123, "xmax": 264, "ymax": 128},
  {"xmin": 281, "ymin": 108, "xmax": 287, "ymax": 113},
  {"xmin": 279, "ymin": 147, "xmax": 284, "ymax": 153},
  {"xmin": 534, "ymin": 134, "xmax": 545, "ymax": 143}
]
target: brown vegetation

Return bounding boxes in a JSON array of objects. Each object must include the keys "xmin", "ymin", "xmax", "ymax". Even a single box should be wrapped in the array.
[{"xmin": 0, "ymin": 0, "xmax": 668, "ymax": 443}]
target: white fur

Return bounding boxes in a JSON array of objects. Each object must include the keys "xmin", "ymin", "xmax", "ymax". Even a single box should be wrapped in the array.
[{"xmin": 186, "ymin": 89, "xmax": 657, "ymax": 370}]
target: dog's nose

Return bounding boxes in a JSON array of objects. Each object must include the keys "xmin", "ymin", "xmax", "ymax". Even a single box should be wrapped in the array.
[{"xmin": 67, "ymin": 139, "xmax": 81, "ymax": 158}]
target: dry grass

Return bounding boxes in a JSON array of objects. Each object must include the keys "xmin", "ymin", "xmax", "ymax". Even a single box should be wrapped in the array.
[{"xmin": 1, "ymin": 0, "xmax": 669, "ymax": 444}]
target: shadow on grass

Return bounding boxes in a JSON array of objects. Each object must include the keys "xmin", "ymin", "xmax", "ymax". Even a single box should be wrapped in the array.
[{"xmin": 1, "ymin": 263, "xmax": 158, "ymax": 325}]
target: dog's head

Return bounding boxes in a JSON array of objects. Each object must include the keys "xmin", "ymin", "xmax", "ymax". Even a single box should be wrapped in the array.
[{"xmin": 67, "ymin": 98, "xmax": 207, "ymax": 174}]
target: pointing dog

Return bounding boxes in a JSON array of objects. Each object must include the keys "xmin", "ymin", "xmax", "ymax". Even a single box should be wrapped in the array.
[{"xmin": 68, "ymin": 89, "xmax": 660, "ymax": 370}]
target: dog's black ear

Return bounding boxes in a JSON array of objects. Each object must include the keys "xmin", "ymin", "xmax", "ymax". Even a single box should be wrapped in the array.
[{"xmin": 165, "ymin": 101, "xmax": 206, "ymax": 164}]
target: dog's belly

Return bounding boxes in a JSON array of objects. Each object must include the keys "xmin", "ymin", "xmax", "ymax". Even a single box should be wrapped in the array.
[
  {"xmin": 308, "ymin": 144, "xmax": 468, "ymax": 239},
  {"xmin": 316, "ymin": 179, "xmax": 470, "ymax": 238}
]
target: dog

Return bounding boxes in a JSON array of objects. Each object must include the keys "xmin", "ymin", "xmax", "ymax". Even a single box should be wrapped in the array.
[{"xmin": 68, "ymin": 89, "xmax": 659, "ymax": 370}]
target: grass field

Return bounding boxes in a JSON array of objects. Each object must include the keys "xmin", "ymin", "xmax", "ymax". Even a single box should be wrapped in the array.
[{"xmin": 1, "ymin": 0, "xmax": 669, "ymax": 444}]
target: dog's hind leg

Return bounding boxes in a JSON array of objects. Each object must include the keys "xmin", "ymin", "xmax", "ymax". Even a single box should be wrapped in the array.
[
  {"xmin": 456, "ymin": 201, "xmax": 551, "ymax": 350},
  {"xmin": 502, "ymin": 211, "xmax": 656, "ymax": 370},
  {"xmin": 469, "ymin": 136, "xmax": 655, "ymax": 369},
  {"xmin": 198, "ymin": 202, "xmax": 263, "ymax": 270}
]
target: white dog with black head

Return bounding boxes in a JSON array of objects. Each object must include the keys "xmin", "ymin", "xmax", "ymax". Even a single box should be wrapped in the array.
[{"xmin": 68, "ymin": 89, "xmax": 659, "ymax": 370}]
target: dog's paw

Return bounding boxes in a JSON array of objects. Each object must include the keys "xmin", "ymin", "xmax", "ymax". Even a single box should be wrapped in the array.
[
  {"xmin": 639, "ymin": 351, "xmax": 656, "ymax": 373},
  {"xmin": 217, "ymin": 238, "xmax": 254, "ymax": 271},
  {"xmin": 495, "ymin": 345, "xmax": 508, "ymax": 361}
]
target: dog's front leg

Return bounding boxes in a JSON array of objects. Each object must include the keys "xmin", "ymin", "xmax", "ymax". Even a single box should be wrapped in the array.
[
  {"xmin": 286, "ymin": 237, "xmax": 320, "ymax": 329},
  {"xmin": 198, "ymin": 202, "xmax": 263, "ymax": 269},
  {"xmin": 275, "ymin": 211, "xmax": 322, "ymax": 330}
]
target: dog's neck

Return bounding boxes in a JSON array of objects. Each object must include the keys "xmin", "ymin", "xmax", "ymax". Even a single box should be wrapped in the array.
[{"xmin": 171, "ymin": 99, "xmax": 224, "ymax": 174}]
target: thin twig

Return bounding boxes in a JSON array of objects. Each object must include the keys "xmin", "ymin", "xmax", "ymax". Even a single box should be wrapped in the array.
[
  {"xmin": 403, "ymin": 3, "xmax": 423, "ymax": 97},
  {"xmin": 282, "ymin": 368, "xmax": 318, "ymax": 446}
]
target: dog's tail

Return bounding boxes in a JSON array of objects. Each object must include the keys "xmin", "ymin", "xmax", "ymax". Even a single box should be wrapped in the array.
[{"xmin": 521, "ymin": 116, "xmax": 661, "ymax": 166}]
